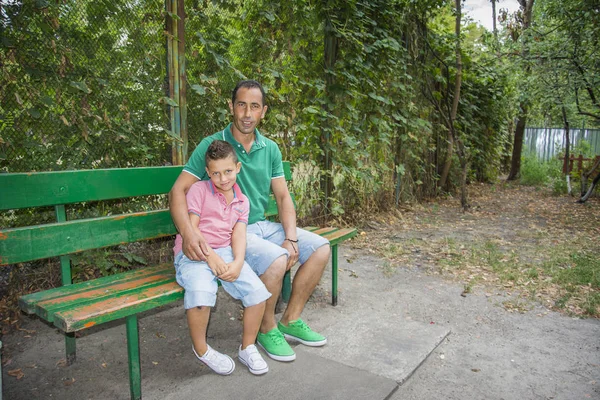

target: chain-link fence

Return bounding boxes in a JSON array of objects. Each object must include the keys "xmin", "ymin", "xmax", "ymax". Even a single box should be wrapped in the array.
[{"xmin": 1, "ymin": 0, "xmax": 171, "ymax": 172}]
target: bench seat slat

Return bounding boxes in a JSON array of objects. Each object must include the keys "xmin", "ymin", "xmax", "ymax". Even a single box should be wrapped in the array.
[
  {"xmin": 19, "ymin": 264, "xmax": 173, "ymax": 313},
  {"xmin": 319, "ymin": 228, "xmax": 358, "ymax": 246},
  {"xmin": 53, "ymin": 281, "xmax": 184, "ymax": 332},
  {"xmin": 1, "ymin": 210, "xmax": 176, "ymax": 266},
  {"xmin": 36, "ymin": 272, "xmax": 176, "ymax": 322}
]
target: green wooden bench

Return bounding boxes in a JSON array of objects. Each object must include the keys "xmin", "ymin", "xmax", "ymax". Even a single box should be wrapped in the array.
[{"xmin": 0, "ymin": 163, "xmax": 356, "ymax": 399}]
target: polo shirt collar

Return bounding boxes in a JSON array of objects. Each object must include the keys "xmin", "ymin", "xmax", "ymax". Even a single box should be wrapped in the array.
[
  {"xmin": 223, "ymin": 123, "xmax": 267, "ymax": 153},
  {"xmin": 208, "ymin": 180, "xmax": 244, "ymax": 203}
]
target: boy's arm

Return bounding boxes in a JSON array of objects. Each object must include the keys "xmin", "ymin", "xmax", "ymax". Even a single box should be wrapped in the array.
[
  {"xmin": 169, "ymin": 172, "xmax": 210, "ymax": 261},
  {"xmin": 188, "ymin": 213, "xmax": 228, "ymax": 277},
  {"xmin": 217, "ymin": 222, "xmax": 246, "ymax": 282},
  {"xmin": 271, "ymin": 177, "xmax": 299, "ymax": 270}
]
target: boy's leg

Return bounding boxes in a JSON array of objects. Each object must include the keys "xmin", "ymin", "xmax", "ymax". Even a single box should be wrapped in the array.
[
  {"xmin": 242, "ymin": 302, "xmax": 265, "ymax": 349},
  {"xmin": 186, "ymin": 306, "xmax": 210, "ymax": 355},
  {"xmin": 174, "ymin": 251, "xmax": 234, "ymax": 375}
]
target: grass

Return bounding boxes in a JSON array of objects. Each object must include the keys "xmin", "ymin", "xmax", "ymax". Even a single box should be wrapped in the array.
[{"xmin": 370, "ymin": 233, "xmax": 599, "ymax": 317}]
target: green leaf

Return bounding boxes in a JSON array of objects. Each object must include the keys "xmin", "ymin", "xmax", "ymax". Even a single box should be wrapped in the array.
[
  {"xmin": 70, "ymin": 81, "xmax": 92, "ymax": 94},
  {"xmin": 27, "ymin": 108, "xmax": 41, "ymax": 119},
  {"xmin": 190, "ymin": 84, "xmax": 206, "ymax": 95},
  {"xmin": 161, "ymin": 97, "xmax": 179, "ymax": 107},
  {"xmin": 166, "ymin": 11, "xmax": 180, "ymax": 21}
]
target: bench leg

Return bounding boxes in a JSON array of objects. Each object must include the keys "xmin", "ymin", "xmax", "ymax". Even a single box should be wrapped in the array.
[
  {"xmin": 65, "ymin": 333, "xmax": 76, "ymax": 365},
  {"xmin": 126, "ymin": 315, "xmax": 142, "ymax": 400},
  {"xmin": 1, "ymin": 340, "xmax": 3, "ymax": 400},
  {"xmin": 332, "ymin": 245, "xmax": 338, "ymax": 306},
  {"xmin": 281, "ymin": 270, "xmax": 292, "ymax": 303}
]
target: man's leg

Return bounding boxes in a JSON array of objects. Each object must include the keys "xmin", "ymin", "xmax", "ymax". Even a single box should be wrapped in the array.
[
  {"xmin": 281, "ymin": 244, "xmax": 330, "ymax": 325},
  {"xmin": 258, "ymin": 255, "xmax": 287, "ymax": 333}
]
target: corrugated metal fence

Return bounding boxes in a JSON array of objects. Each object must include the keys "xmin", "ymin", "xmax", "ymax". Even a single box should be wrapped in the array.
[{"xmin": 524, "ymin": 127, "xmax": 600, "ymax": 161}]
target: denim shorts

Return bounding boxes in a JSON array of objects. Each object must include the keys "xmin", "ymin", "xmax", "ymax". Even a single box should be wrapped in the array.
[
  {"xmin": 245, "ymin": 220, "xmax": 330, "ymax": 276},
  {"xmin": 174, "ymin": 247, "xmax": 271, "ymax": 309}
]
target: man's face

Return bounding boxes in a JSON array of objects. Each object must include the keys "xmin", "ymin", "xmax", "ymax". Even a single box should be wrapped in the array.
[{"xmin": 229, "ymin": 87, "xmax": 267, "ymax": 136}]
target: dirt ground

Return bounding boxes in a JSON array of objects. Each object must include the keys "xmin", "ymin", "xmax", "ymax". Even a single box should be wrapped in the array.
[{"xmin": 1, "ymin": 182, "xmax": 599, "ymax": 399}]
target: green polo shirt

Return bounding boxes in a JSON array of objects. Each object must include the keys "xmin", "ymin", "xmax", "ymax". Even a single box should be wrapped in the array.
[{"xmin": 184, "ymin": 123, "xmax": 285, "ymax": 224}]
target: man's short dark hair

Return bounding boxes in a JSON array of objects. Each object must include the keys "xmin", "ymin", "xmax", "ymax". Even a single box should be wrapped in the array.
[
  {"xmin": 205, "ymin": 140, "xmax": 238, "ymax": 168},
  {"xmin": 231, "ymin": 80, "xmax": 266, "ymax": 106}
]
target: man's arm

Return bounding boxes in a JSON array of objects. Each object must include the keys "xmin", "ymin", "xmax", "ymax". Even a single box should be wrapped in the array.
[
  {"xmin": 271, "ymin": 176, "xmax": 299, "ymax": 269},
  {"xmin": 169, "ymin": 172, "xmax": 210, "ymax": 261}
]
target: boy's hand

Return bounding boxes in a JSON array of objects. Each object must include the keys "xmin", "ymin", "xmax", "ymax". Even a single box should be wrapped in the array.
[
  {"xmin": 206, "ymin": 252, "xmax": 228, "ymax": 277},
  {"xmin": 218, "ymin": 260, "xmax": 243, "ymax": 282}
]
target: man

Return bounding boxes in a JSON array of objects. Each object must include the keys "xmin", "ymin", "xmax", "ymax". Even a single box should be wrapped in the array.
[{"xmin": 169, "ymin": 80, "xmax": 331, "ymax": 362}]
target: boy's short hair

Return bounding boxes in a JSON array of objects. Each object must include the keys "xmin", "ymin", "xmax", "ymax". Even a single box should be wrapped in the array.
[
  {"xmin": 232, "ymin": 80, "xmax": 266, "ymax": 106},
  {"xmin": 205, "ymin": 140, "xmax": 238, "ymax": 168}
]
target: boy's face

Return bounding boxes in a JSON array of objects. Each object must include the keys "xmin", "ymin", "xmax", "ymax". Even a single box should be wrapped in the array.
[{"xmin": 205, "ymin": 156, "xmax": 241, "ymax": 194}]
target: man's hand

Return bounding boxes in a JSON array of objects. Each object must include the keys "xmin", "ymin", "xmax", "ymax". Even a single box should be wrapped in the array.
[
  {"xmin": 281, "ymin": 239, "xmax": 299, "ymax": 271},
  {"xmin": 182, "ymin": 229, "xmax": 210, "ymax": 261},
  {"xmin": 206, "ymin": 251, "xmax": 229, "ymax": 277},
  {"xmin": 218, "ymin": 260, "xmax": 243, "ymax": 282}
]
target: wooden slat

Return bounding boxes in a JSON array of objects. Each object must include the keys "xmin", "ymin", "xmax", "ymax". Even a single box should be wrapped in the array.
[
  {"xmin": 19, "ymin": 264, "xmax": 173, "ymax": 314},
  {"xmin": 0, "ymin": 166, "xmax": 182, "ymax": 210},
  {"xmin": 319, "ymin": 227, "xmax": 358, "ymax": 246},
  {"xmin": 36, "ymin": 271, "xmax": 176, "ymax": 322},
  {"xmin": 311, "ymin": 226, "xmax": 339, "ymax": 236},
  {"xmin": 0, "ymin": 210, "xmax": 176, "ymax": 266},
  {"xmin": 53, "ymin": 281, "xmax": 184, "ymax": 332}
]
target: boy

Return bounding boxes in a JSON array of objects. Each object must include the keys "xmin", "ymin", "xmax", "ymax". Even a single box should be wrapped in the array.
[{"xmin": 172, "ymin": 140, "xmax": 271, "ymax": 375}]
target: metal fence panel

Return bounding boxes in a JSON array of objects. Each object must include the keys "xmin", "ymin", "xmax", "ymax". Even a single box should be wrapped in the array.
[
  {"xmin": 1, "ymin": 0, "xmax": 170, "ymax": 172},
  {"xmin": 524, "ymin": 127, "xmax": 600, "ymax": 161}
]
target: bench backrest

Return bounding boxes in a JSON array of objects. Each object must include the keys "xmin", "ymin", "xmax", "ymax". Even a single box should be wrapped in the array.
[{"xmin": 0, "ymin": 162, "xmax": 293, "ymax": 266}]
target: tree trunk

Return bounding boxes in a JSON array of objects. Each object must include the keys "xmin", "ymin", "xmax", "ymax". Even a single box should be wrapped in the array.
[
  {"xmin": 506, "ymin": 0, "xmax": 535, "ymax": 181},
  {"xmin": 561, "ymin": 105, "xmax": 572, "ymax": 195},
  {"xmin": 439, "ymin": 0, "xmax": 463, "ymax": 190},
  {"xmin": 491, "ymin": 0, "xmax": 497, "ymax": 40},
  {"xmin": 321, "ymin": 10, "xmax": 338, "ymax": 215}
]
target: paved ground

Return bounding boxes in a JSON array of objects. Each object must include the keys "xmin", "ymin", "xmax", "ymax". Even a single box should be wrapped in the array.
[{"xmin": 1, "ymin": 243, "xmax": 599, "ymax": 399}]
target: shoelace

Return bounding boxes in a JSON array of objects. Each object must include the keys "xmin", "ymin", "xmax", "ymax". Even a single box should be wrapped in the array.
[
  {"xmin": 293, "ymin": 320, "xmax": 311, "ymax": 332},
  {"xmin": 267, "ymin": 330, "xmax": 286, "ymax": 345}
]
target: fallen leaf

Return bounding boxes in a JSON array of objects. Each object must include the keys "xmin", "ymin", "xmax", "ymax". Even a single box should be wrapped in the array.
[
  {"xmin": 152, "ymin": 361, "xmax": 159, "ymax": 365},
  {"xmin": 63, "ymin": 377, "xmax": 75, "ymax": 386},
  {"xmin": 8, "ymin": 368, "xmax": 24, "ymax": 379},
  {"xmin": 56, "ymin": 359, "xmax": 68, "ymax": 367},
  {"xmin": 471, "ymin": 368, "xmax": 481, "ymax": 372}
]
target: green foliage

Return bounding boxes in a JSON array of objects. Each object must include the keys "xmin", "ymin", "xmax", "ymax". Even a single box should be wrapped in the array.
[
  {"xmin": 520, "ymin": 154, "xmax": 551, "ymax": 186},
  {"xmin": 70, "ymin": 247, "xmax": 148, "ymax": 281}
]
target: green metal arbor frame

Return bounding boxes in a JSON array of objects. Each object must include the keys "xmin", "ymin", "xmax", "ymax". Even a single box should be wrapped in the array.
[{"xmin": 165, "ymin": 0, "xmax": 187, "ymax": 165}]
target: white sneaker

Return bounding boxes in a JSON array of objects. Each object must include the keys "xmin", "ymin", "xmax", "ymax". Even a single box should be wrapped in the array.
[
  {"xmin": 193, "ymin": 345, "xmax": 235, "ymax": 375},
  {"xmin": 238, "ymin": 344, "xmax": 269, "ymax": 375}
]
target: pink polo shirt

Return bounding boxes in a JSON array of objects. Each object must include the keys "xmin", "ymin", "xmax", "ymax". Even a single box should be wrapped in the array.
[{"xmin": 173, "ymin": 180, "xmax": 249, "ymax": 255}]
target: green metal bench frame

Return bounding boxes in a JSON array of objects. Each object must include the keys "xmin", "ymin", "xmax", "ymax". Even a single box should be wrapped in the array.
[{"xmin": 0, "ymin": 164, "xmax": 356, "ymax": 399}]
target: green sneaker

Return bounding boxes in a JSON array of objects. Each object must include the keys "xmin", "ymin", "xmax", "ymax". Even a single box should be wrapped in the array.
[
  {"xmin": 278, "ymin": 319, "xmax": 327, "ymax": 347},
  {"xmin": 256, "ymin": 328, "xmax": 296, "ymax": 362}
]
